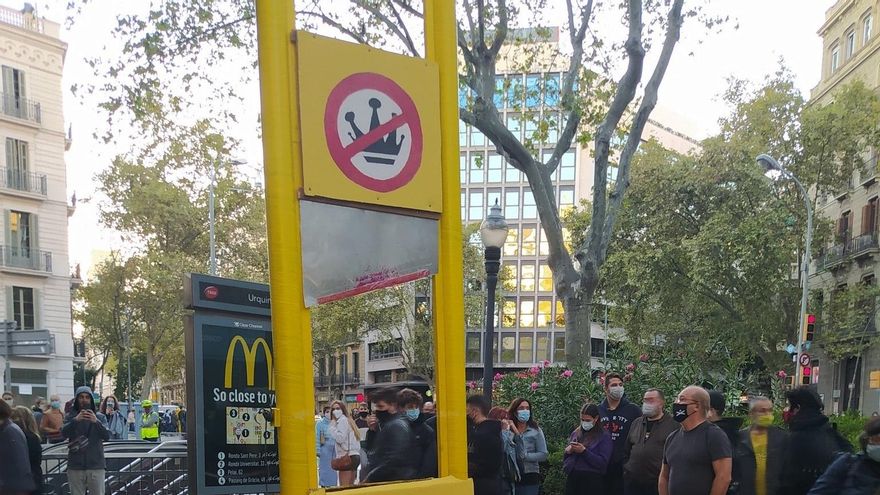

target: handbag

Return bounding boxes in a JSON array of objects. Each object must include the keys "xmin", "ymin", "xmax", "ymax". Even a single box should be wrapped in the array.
[{"xmin": 331, "ymin": 420, "xmax": 361, "ymax": 471}]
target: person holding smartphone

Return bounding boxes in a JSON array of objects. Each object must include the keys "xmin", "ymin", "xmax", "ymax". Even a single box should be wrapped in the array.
[
  {"xmin": 563, "ymin": 403, "xmax": 612, "ymax": 495},
  {"xmin": 62, "ymin": 386, "xmax": 110, "ymax": 495}
]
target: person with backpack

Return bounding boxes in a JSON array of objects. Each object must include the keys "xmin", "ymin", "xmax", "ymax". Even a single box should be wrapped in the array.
[
  {"xmin": 508, "ymin": 398, "xmax": 548, "ymax": 495},
  {"xmin": 779, "ymin": 386, "xmax": 852, "ymax": 495},
  {"xmin": 808, "ymin": 415, "xmax": 880, "ymax": 495}
]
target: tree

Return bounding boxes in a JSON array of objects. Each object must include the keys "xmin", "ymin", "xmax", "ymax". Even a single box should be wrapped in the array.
[{"xmin": 72, "ymin": 0, "xmax": 719, "ymax": 364}]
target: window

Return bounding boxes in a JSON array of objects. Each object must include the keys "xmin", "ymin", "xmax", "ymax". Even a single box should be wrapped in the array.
[
  {"xmin": 524, "ymin": 115, "xmax": 538, "ymax": 143},
  {"xmin": 838, "ymin": 210, "xmax": 853, "ymax": 242},
  {"xmin": 519, "ymin": 299, "xmax": 535, "ymax": 327},
  {"xmin": 560, "ymin": 151, "xmax": 576, "ymax": 181},
  {"xmin": 545, "ymin": 113, "xmax": 559, "ymax": 144},
  {"xmin": 539, "ymin": 264, "xmax": 553, "ymax": 292},
  {"xmin": 487, "ymin": 189, "xmax": 501, "ymax": 212},
  {"xmin": 374, "ymin": 370, "xmax": 393, "ymax": 383},
  {"xmin": 459, "ymin": 155, "xmax": 467, "ymax": 183},
  {"xmin": 562, "ymin": 227, "xmax": 572, "ymax": 251},
  {"xmin": 1, "ymin": 66, "xmax": 26, "ymax": 118},
  {"xmin": 864, "ymin": 14, "xmax": 873, "ymax": 45},
  {"xmin": 846, "ymin": 30, "xmax": 856, "ymax": 58},
  {"xmin": 503, "ymin": 228, "xmax": 519, "ymax": 256},
  {"xmin": 459, "ymin": 124, "xmax": 467, "ymax": 147},
  {"xmin": 537, "ymin": 299, "xmax": 552, "ymax": 327},
  {"xmin": 544, "ymin": 73, "xmax": 560, "ymax": 106},
  {"xmin": 518, "ymin": 333, "xmax": 534, "ymax": 363},
  {"xmin": 461, "ymin": 191, "xmax": 466, "ymax": 220},
  {"xmin": 507, "ymin": 75, "xmax": 523, "ymax": 108},
  {"xmin": 368, "ymin": 339, "xmax": 403, "ymax": 360},
  {"xmin": 522, "ymin": 227, "xmax": 537, "ymax": 255},
  {"xmin": 470, "ymin": 126, "xmax": 485, "ymax": 146},
  {"xmin": 862, "ymin": 197, "xmax": 878, "ymax": 235},
  {"xmin": 555, "ymin": 300, "xmax": 565, "ymax": 326},
  {"xmin": 504, "ymin": 189, "xmax": 519, "ymax": 219},
  {"xmin": 607, "ymin": 163, "xmax": 619, "ymax": 185},
  {"xmin": 507, "ymin": 114, "xmax": 522, "ymax": 140},
  {"xmin": 559, "ymin": 187, "xmax": 575, "ymax": 214},
  {"xmin": 466, "ymin": 333, "xmax": 482, "ymax": 363},
  {"xmin": 505, "ymin": 162, "xmax": 521, "ymax": 182},
  {"xmin": 458, "ymin": 82, "xmax": 469, "ymax": 108},
  {"xmin": 8, "ymin": 210, "xmax": 33, "ymax": 256},
  {"xmin": 591, "ymin": 338, "xmax": 607, "ymax": 358},
  {"xmin": 502, "ymin": 298, "xmax": 516, "ymax": 327},
  {"xmin": 469, "ymin": 190, "xmax": 484, "ymax": 220},
  {"xmin": 502, "ymin": 263, "xmax": 517, "ymax": 291},
  {"xmin": 351, "ymin": 352, "xmax": 359, "ymax": 378},
  {"xmin": 494, "ymin": 76, "xmax": 505, "ymax": 107},
  {"xmin": 10, "ymin": 286, "xmax": 34, "ymax": 330},
  {"xmin": 536, "ymin": 333, "xmax": 551, "ymax": 362},
  {"xmin": 831, "ymin": 44, "xmax": 840, "ymax": 73},
  {"xmin": 539, "ymin": 228, "xmax": 550, "ymax": 256},
  {"xmin": 520, "ymin": 263, "xmax": 536, "ymax": 291},
  {"xmin": 469, "ymin": 153, "xmax": 484, "ymax": 183},
  {"xmin": 487, "ymin": 154, "xmax": 503, "ymax": 183},
  {"xmin": 328, "ymin": 355, "xmax": 337, "ymax": 376},
  {"xmin": 500, "ymin": 333, "xmax": 516, "ymax": 363},
  {"xmin": 553, "ymin": 333, "xmax": 565, "ymax": 362},
  {"xmin": 526, "ymin": 74, "xmax": 541, "ymax": 108},
  {"xmin": 9, "ymin": 368, "xmax": 46, "ymax": 407},
  {"xmin": 5, "ymin": 138, "xmax": 28, "ymax": 191},
  {"xmin": 523, "ymin": 191, "xmax": 537, "ymax": 219}
]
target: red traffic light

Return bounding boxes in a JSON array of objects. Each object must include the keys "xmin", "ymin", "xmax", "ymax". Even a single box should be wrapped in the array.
[
  {"xmin": 807, "ymin": 314, "xmax": 816, "ymax": 324},
  {"xmin": 203, "ymin": 285, "xmax": 219, "ymax": 300},
  {"xmin": 802, "ymin": 365, "xmax": 812, "ymax": 377}
]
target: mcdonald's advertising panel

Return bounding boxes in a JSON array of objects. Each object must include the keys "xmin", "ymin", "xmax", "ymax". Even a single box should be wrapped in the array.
[{"xmin": 187, "ymin": 311, "xmax": 279, "ymax": 494}]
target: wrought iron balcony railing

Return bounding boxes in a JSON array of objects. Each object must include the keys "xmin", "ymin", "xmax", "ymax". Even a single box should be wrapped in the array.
[
  {"xmin": 1, "ymin": 93, "xmax": 41, "ymax": 123},
  {"xmin": 0, "ymin": 167, "xmax": 46, "ymax": 195},
  {"xmin": 0, "ymin": 245, "xmax": 52, "ymax": 272}
]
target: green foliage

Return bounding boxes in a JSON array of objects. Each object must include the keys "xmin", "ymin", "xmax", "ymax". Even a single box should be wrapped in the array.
[
  {"xmin": 821, "ymin": 284, "xmax": 880, "ymax": 361},
  {"xmin": 830, "ymin": 411, "xmax": 868, "ymax": 451}
]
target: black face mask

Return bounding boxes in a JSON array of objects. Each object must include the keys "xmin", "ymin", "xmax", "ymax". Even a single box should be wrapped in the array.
[
  {"xmin": 672, "ymin": 403, "xmax": 692, "ymax": 423},
  {"xmin": 359, "ymin": 411, "xmax": 369, "ymax": 419},
  {"xmin": 375, "ymin": 410, "xmax": 393, "ymax": 424}
]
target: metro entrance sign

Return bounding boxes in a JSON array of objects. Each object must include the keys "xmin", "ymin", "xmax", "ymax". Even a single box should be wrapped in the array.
[{"xmin": 297, "ymin": 32, "xmax": 441, "ymax": 212}]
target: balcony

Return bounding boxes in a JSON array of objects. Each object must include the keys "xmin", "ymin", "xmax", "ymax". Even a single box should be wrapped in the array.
[
  {"xmin": 0, "ymin": 93, "xmax": 41, "ymax": 125},
  {"xmin": 0, "ymin": 167, "xmax": 46, "ymax": 196},
  {"xmin": 0, "ymin": 245, "xmax": 52, "ymax": 273},
  {"xmin": 314, "ymin": 375, "xmax": 330, "ymax": 388},
  {"xmin": 850, "ymin": 233, "xmax": 879, "ymax": 259},
  {"xmin": 0, "ymin": 5, "xmax": 44, "ymax": 34},
  {"xmin": 819, "ymin": 243, "xmax": 848, "ymax": 271}
]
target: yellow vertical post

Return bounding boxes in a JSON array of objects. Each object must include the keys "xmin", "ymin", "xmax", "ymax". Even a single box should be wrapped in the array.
[
  {"xmin": 255, "ymin": 1, "xmax": 316, "ymax": 493},
  {"xmin": 424, "ymin": 0, "xmax": 469, "ymax": 480}
]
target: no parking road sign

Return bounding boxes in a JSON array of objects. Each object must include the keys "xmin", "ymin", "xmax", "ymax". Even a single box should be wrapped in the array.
[
  {"xmin": 297, "ymin": 32, "xmax": 441, "ymax": 213},
  {"xmin": 324, "ymin": 72, "xmax": 423, "ymax": 193}
]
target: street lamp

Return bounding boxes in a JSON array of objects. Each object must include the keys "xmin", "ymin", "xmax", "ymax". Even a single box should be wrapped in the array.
[
  {"xmin": 209, "ymin": 158, "xmax": 248, "ymax": 276},
  {"xmin": 756, "ymin": 153, "xmax": 814, "ymax": 386},
  {"xmin": 479, "ymin": 200, "xmax": 508, "ymax": 400}
]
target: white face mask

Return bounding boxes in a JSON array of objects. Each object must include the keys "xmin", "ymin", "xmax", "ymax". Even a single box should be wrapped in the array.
[
  {"xmin": 332, "ymin": 409, "xmax": 343, "ymax": 420},
  {"xmin": 609, "ymin": 386, "xmax": 625, "ymax": 401},
  {"xmin": 642, "ymin": 403, "xmax": 659, "ymax": 417},
  {"xmin": 867, "ymin": 444, "xmax": 880, "ymax": 462},
  {"xmin": 581, "ymin": 421, "xmax": 594, "ymax": 431}
]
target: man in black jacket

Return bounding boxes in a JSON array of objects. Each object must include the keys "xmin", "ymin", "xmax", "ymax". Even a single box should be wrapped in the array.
[
  {"xmin": 779, "ymin": 386, "xmax": 852, "ymax": 495},
  {"xmin": 600, "ymin": 372, "xmax": 643, "ymax": 495},
  {"xmin": 363, "ymin": 387, "xmax": 418, "ymax": 483},
  {"xmin": 736, "ymin": 396, "xmax": 787, "ymax": 495},
  {"xmin": 63, "ymin": 386, "xmax": 110, "ymax": 495},
  {"xmin": 708, "ymin": 390, "xmax": 745, "ymax": 493},
  {"xmin": 399, "ymin": 388, "xmax": 437, "ymax": 478},
  {"xmin": 467, "ymin": 394, "xmax": 502, "ymax": 495}
]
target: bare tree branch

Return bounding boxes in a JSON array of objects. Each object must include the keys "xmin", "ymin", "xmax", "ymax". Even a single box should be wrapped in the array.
[
  {"xmin": 487, "ymin": 0, "xmax": 509, "ymax": 56},
  {"xmin": 462, "ymin": 0, "xmax": 478, "ymax": 45},
  {"xmin": 476, "ymin": 0, "xmax": 489, "ymax": 53},
  {"xmin": 387, "ymin": 1, "xmax": 419, "ymax": 56},
  {"xmin": 458, "ymin": 25, "xmax": 479, "ymax": 68},
  {"xmin": 390, "ymin": 0, "xmax": 423, "ymax": 18},
  {"xmin": 352, "ymin": 0, "xmax": 420, "ymax": 57},
  {"xmin": 602, "ymin": 0, "xmax": 685, "ymax": 256},
  {"xmin": 299, "ymin": 10, "xmax": 369, "ymax": 45}
]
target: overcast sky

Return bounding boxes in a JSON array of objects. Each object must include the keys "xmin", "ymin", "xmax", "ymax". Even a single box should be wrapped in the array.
[{"xmin": 1, "ymin": 1, "xmax": 832, "ymax": 275}]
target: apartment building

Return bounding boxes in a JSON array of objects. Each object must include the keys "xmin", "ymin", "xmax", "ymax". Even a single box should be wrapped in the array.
[
  {"xmin": 0, "ymin": 5, "xmax": 74, "ymax": 405},
  {"xmin": 809, "ymin": 0, "xmax": 880, "ymax": 415}
]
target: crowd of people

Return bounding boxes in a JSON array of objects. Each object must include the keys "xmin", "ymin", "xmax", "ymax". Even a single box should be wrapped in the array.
[{"xmin": 315, "ymin": 373, "xmax": 880, "ymax": 495}]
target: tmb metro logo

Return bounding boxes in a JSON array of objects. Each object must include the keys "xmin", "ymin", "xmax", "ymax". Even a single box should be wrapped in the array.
[{"xmin": 224, "ymin": 335, "xmax": 274, "ymax": 390}]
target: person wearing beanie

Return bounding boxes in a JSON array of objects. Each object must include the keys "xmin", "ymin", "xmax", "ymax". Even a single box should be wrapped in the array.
[
  {"xmin": 779, "ymin": 386, "xmax": 851, "ymax": 495},
  {"xmin": 807, "ymin": 415, "xmax": 880, "ymax": 494}
]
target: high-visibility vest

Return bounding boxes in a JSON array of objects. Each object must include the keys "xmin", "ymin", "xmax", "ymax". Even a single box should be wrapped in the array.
[{"xmin": 141, "ymin": 412, "xmax": 160, "ymax": 439}]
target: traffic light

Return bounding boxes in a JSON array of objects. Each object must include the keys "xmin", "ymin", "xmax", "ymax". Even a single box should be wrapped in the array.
[
  {"xmin": 805, "ymin": 314, "xmax": 816, "ymax": 343},
  {"xmin": 802, "ymin": 365, "xmax": 811, "ymax": 384}
]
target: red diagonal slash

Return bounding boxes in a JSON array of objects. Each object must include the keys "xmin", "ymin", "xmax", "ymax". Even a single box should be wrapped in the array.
[{"xmin": 342, "ymin": 113, "xmax": 409, "ymax": 160}]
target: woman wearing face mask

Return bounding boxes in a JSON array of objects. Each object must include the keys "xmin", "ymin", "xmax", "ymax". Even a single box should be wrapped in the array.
[
  {"xmin": 807, "ymin": 416, "xmax": 880, "ymax": 495},
  {"xmin": 100, "ymin": 395, "xmax": 127, "ymax": 440},
  {"xmin": 507, "ymin": 398, "xmax": 548, "ymax": 495},
  {"xmin": 563, "ymin": 403, "xmax": 612, "ymax": 495},
  {"xmin": 40, "ymin": 394, "xmax": 65, "ymax": 444},
  {"xmin": 328, "ymin": 400, "xmax": 361, "ymax": 486}
]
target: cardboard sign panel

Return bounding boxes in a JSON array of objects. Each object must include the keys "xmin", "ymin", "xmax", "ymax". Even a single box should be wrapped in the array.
[
  {"xmin": 300, "ymin": 199, "xmax": 438, "ymax": 306},
  {"xmin": 296, "ymin": 31, "xmax": 442, "ymax": 213}
]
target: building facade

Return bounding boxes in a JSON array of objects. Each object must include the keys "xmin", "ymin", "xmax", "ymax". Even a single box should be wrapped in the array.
[
  {"xmin": 810, "ymin": 0, "xmax": 880, "ymax": 415},
  {"xmin": 0, "ymin": 6, "xmax": 74, "ymax": 405}
]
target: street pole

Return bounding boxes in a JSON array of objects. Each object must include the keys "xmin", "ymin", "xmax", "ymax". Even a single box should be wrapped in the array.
[
  {"xmin": 208, "ymin": 163, "xmax": 216, "ymax": 276},
  {"xmin": 757, "ymin": 154, "xmax": 813, "ymax": 386},
  {"xmin": 482, "ymin": 246, "xmax": 500, "ymax": 400}
]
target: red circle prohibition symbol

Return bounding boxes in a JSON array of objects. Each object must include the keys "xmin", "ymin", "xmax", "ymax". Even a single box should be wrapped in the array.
[{"xmin": 324, "ymin": 72, "xmax": 423, "ymax": 193}]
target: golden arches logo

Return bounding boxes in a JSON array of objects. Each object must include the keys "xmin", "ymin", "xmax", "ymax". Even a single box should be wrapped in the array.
[{"xmin": 224, "ymin": 335, "xmax": 274, "ymax": 390}]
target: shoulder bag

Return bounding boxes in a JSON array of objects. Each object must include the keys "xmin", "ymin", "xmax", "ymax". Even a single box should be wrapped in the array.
[{"xmin": 331, "ymin": 419, "xmax": 361, "ymax": 471}]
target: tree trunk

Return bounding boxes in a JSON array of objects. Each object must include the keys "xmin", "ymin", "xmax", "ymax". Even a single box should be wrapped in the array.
[
  {"xmin": 564, "ymin": 288, "xmax": 594, "ymax": 366},
  {"xmin": 141, "ymin": 354, "xmax": 156, "ymax": 400}
]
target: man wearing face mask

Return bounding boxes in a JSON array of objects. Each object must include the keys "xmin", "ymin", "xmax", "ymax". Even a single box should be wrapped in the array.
[
  {"xmin": 623, "ymin": 388, "xmax": 679, "ymax": 495},
  {"xmin": 659, "ymin": 386, "xmax": 732, "ymax": 495},
  {"xmin": 2, "ymin": 391, "xmax": 13, "ymax": 405},
  {"xmin": 466, "ymin": 394, "xmax": 503, "ymax": 495},
  {"xmin": 708, "ymin": 390, "xmax": 745, "ymax": 493},
  {"xmin": 41, "ymin": 394, "xmax": 66, "ymax": 444},
  {"xmin": 355, "ymin": 402, "xmax": 370, "ymax": 429},
  {"xmin": 807, "ymin": 415, "xmax": 880, "ymax": 494},
  {"xmin": 398, "ymin": 388, "xmax": 437, "ymax": 478},
  {"xmin": 599, "ymin": 372, "xmax": 643, "ymax": 495},
  {"xmin": 736, "ymin": 397, "xmax": 787, "ymax": 495},
  {"xmin": 363, "ymin": 387, "xmax": 418, "ymax": 483}
]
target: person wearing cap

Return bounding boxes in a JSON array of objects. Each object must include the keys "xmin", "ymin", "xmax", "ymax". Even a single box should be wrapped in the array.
[
  {"xmin": 707, "ymin": 390, "xmax": 743, "ymax": 494},
  {"xmin": 140, "ymin": 400, "xmax": 161, "ymax": 442},
  {"xmin": 808, "ymin": 415, "xmax": 880, "ymax": 495},
  {"xmin": 779, "ymin": 386, "xmax": 851, "ymax": 495}
]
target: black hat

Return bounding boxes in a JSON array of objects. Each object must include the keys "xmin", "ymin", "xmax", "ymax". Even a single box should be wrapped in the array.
[
  {"xmin": 708, "ymin": 390, "xmax": 726, "ymax": 415},
  {"xmin": 786, "ymin": 386, "xmax": 823, "ymax": 411}
]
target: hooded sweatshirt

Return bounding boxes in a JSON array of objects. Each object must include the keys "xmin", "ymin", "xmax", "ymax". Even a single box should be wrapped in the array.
[
  {"xmin": 599, "ymin": 395, "xmax": 643, "ymax": 466},
  {"xmin": 62, "ymin": 386, "xmax": 110, "ymax": 470},
  {"xmin": 780, "ymin": 409, "xmax": 852, "ymax": 495}
]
